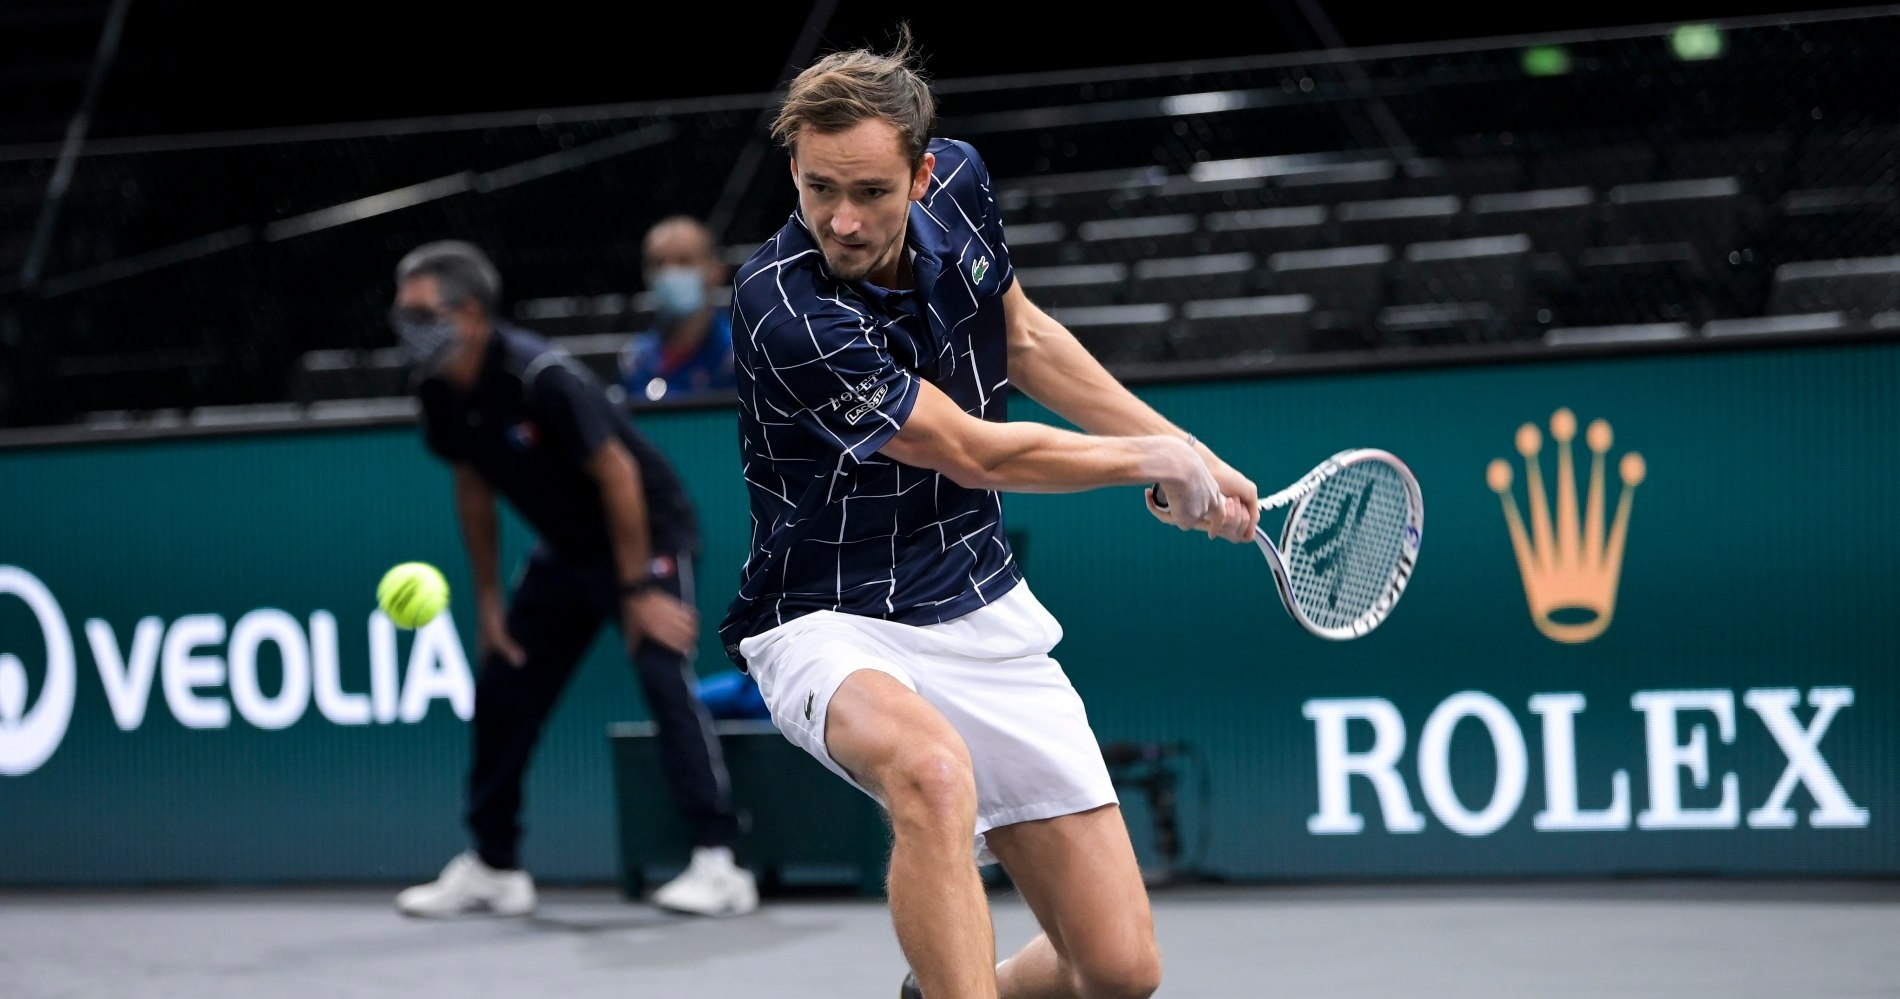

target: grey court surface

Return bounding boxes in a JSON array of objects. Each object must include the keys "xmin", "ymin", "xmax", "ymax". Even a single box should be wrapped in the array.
[{"xmin": 5, "ymin": 880, "xmax": 1898, "ymax": 998}]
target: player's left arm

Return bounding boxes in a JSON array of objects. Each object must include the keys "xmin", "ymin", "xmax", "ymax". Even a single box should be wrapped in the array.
[{"xmin": 1002, "ymin": 279, "xmax": 1259, "ymax": 538}]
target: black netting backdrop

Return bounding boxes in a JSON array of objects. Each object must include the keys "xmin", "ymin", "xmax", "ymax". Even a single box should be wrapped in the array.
[{"xmin": 2, "ymin": 11, "xmax": 1895, "ymax": 426}]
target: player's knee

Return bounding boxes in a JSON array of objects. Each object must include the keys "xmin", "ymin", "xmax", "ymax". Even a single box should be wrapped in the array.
[
  {"xmin": 880, "ymin": 742, "xmax": 976, "ymax": 830},
  {"xmin": 1074, "ymin": 942, "xmax": 1162, "ymax": 999}
]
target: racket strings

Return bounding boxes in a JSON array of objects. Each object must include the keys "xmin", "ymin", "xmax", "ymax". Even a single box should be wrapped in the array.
[{"xmin": 1281, "ymin": 464, "xmax": 1412, "ymax": 630}]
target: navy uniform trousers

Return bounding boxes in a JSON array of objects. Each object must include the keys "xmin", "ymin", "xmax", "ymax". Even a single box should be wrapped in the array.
[{"xmin": 466, "ymin": 545, "xmax": 739, "ymax": 869}]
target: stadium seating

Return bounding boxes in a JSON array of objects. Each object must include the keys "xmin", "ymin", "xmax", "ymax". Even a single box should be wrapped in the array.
[{"xmin": 6, "ymin": 14, "xmax": 1899, "ymax": 428}]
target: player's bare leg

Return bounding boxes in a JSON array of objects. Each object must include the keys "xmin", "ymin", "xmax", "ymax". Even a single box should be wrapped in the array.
[
  {"xmin": 984, "ymin": 804, "xmax": 1160, "ymax": 999},
  {"xmin": 825, "ymin": 669, "xmax": 999, "ymax": 999}
]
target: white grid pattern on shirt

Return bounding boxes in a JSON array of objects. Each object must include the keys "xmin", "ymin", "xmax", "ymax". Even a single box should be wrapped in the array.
[{"xmin": 724, "ymin": 140, "xmax": 1022, "ymax": 646}]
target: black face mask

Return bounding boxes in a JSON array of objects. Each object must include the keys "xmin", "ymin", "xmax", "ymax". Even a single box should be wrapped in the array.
[{"xmin": 388, "ymin": 306, "xmax": 461, "ymax": 373}]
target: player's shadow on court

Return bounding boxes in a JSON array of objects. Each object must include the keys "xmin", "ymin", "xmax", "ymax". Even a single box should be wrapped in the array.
[
  {"xmin": 524, "ymin": 901, "xmax": 843, "ymax": 971},
  {"xmin": 523, "ymin": 908, "xmax": 679, "ymax": 934}
]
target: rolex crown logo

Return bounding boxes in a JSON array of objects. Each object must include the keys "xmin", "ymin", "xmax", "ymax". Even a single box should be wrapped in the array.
[{"xmin": 1486, "ymin": 408, "xmax": 1646, "ymax": 643}]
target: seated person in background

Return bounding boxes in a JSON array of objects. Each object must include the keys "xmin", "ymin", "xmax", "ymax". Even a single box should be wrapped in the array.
[{"xmin": 620, "ymin": 215, "xmax": 736, "ymax": 403}]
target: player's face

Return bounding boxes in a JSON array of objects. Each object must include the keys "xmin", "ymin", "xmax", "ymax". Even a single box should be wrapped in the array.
[{"xmin": 792, "ymin": 119, "xmax": 933, "ymax": 286}]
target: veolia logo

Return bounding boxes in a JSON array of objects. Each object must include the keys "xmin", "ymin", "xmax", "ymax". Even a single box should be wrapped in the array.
[
  {"xmin": 0, "ymin": 565, "xmax": 77, "ymax": 776},
  {"xmin": 0, "ymin": 564, "xmax": 473, "ymax": 778}
]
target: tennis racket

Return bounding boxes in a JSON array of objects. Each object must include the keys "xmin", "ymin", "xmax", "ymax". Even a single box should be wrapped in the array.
[{"xmin": 1153, "ymin": 448, "xmax": 1423, "ymax": 640}]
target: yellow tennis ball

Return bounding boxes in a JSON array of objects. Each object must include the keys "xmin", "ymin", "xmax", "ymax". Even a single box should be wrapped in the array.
[{"xmin": 377, "ymin": 562, "xmax": 449, "ymax": 629}]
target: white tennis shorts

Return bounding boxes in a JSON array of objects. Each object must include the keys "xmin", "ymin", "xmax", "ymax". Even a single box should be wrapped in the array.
[{"xmin": 737, "ymin": 581, "xmax": 1118, "ymax": 866}]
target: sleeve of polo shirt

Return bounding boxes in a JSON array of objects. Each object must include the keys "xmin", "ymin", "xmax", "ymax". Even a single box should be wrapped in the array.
[
  {"xmin": 417, "ymin": 382, "xmax": 464, "ymax": 463},
  {"xmin": 524, "ymin": 356, "xmax": 620, "ymax": 468},
  {"xmin": 961, "ymin": 141, "xmax": 1015, "ymax": 296},
  {"xmin": 753, "ymin": 310, "xmax": 919, "ymax": 463}
]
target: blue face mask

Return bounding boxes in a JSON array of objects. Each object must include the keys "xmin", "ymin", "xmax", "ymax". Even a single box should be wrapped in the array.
[
  {"xmin": 389, "ymin": 307, "xmax": 461, "ymax": 374},
  {"xmin": 648, "ymin": 266, "xmax": 706, "ymax": 329}
]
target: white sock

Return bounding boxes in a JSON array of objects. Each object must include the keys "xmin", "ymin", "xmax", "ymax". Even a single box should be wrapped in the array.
[{"xmin": 694, "ymin": 845, "xmax": 736, "ymax": 867}]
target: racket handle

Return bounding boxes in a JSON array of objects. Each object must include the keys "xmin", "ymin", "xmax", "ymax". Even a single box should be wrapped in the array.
[{"xmin": 1149, "ymin": 483, "xmax": 1169, "ymax": 509}]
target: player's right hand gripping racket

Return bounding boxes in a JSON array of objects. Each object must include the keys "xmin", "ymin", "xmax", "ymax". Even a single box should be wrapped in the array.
[{"xmin": 1153, "ymin": 448, "xmax": 1423, "ymax": 640}]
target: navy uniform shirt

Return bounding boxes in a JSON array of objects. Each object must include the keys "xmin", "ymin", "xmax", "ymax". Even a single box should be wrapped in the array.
[
  {"xmin": 720, "ymin": 138, "xmax": 1020, "ymax": 666},
  {"xmin": 418, "ymin": 324, "xmax": 700, "ymax": 563}
]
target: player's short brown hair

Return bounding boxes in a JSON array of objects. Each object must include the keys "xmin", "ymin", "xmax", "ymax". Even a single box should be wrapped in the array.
[{"xmin": 770, "ymin": 22, "xmax": 935, "ymax": 169}]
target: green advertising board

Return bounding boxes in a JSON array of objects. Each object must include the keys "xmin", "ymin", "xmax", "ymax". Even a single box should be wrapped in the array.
[{"xmin": 2, "ymin": 340, "xmax": 1894, "ymax": 885}]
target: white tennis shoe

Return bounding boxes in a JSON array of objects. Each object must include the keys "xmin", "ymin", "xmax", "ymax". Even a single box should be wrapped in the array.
[
  {"xmin": 395, "ymin": 851, "xmax": 537, "ymax": 918},
  {"xmin": 650, "ymin": 846, "xmax": 759, "ymax": 917}
]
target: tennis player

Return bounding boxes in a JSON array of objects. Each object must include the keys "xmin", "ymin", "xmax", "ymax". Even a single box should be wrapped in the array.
[{"xmin": 719, "ymin": 24, "xmax": 1260, "ymax": 999}]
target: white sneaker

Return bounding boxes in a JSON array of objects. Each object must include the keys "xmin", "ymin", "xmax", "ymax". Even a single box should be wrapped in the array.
[
  {"xmin": 650, "ymin": 846, "xmax": 759, "ymax": 917},
  {"xmin": 395, "ymin": 851, "xmax": 537, "ymax": 918}
]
